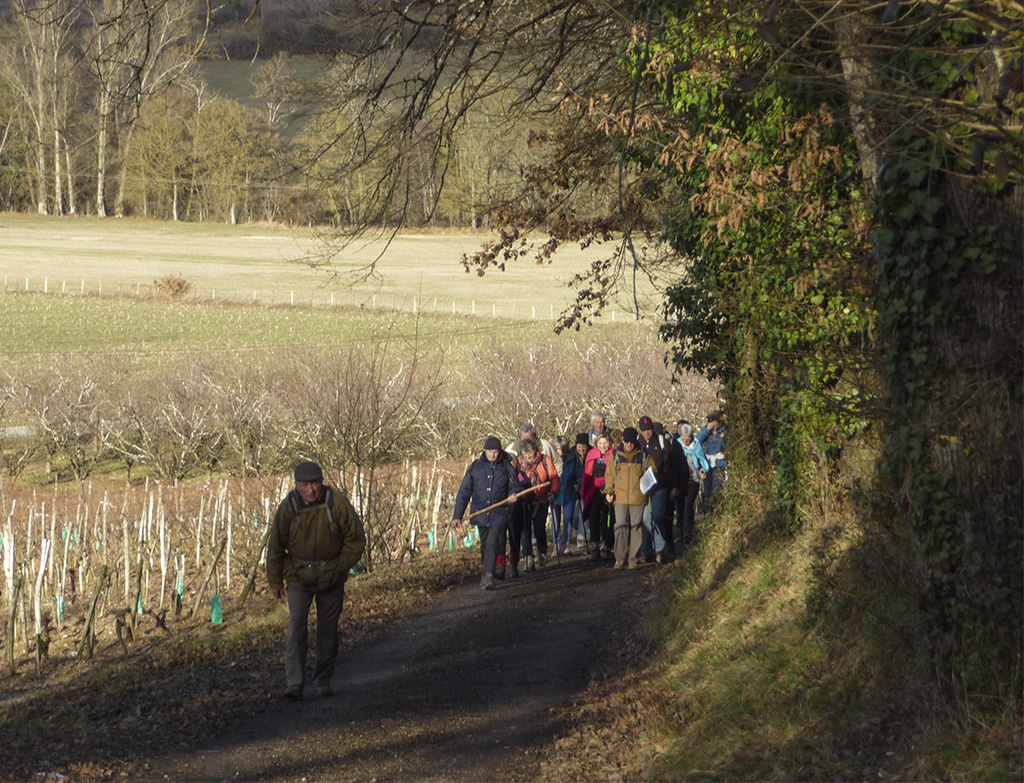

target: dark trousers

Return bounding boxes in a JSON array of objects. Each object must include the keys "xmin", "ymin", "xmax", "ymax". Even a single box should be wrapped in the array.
[
  {"xmin": 285, "ymin": 581, "xmax": 346, "ymax": 690},
  {"xmin": 676, "ymin": 481, "xmax": 701, "ymax": 544},
  {"xmin": 552, "ymin": 496, "xmax": 576, "ymax": 548},
  {"xmin": 651, "ymin": 486, "xmax": 674, "ymax": 555},
  {"xmin": 505, "ymin": 500, "xmax": 524, "ymax": 563},
  {"xmin": 587, "ymin": 493, "xmax": 613, "ymax": 549},
  {"xmin": 477, "ymin": 519, "xmax": 508, "ymax": 575},
  {"xmin": 520, "ymin": 501, "xmax": 549, "ymax": 557}
]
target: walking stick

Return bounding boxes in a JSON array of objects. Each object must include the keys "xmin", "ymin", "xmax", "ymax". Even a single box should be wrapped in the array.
[
  {"xmin": 462, "ymin": 482, "xmax": 551, "ymax": 523},
  {"xmin": 549, "ymin": 504, "xmax": 560, "ymax": 565}
]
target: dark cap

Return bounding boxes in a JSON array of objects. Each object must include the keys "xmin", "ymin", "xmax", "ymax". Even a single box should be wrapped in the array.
[
  {"xmin": 294, "ymin": 461, "xmax": 323, "ymax": 483},
  {"xmin": 638, "ymin": 416, "xmax": 654, "ymax": 431},
  {"xmin": 575, "ymin": 432, "xmax": 590, "ymax": 446},
  {"xmin": 622, "ymin": 427, "xmax": 639, "ymax": 443},
  {"xmin": 484, "ymin": 436, "xmax": 502, "ymax": 451}
]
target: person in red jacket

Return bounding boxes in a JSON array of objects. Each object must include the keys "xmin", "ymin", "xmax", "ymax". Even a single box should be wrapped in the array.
[
  {"xmin": 582, "ymin": 433, "xmax": 615, "ymax": 561},
  {"xmin": 513, "ymin": 436, "xmax": 560, "ymax": 570}
]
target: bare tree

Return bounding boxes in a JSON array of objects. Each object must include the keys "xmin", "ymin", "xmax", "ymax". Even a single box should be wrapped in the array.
[
  {"xmin": 0, "ymin": 378, "xmax": 37, "ymax": 483},
  {"xmin": 285, "ymin": 323, "xmax": 448, "ymax": 569},
  {"xmin": 85, "ymin": 0, "xmax": 206, "ymax": 218},
  {"xmin": 251, "ymin": 51, "xmax": 299, "ymax": 127},
  {"xmin": 204, "ymin": 362, "xmax": 289, "ymax": 477},
  {"xmin": 19, "ymin": 364, "xmax": 117, "ymax": 482},
  {"xmin": 109, "ymin": 370, "xmax": 225, "ymax": 481},
  {"xmin": 0, "ymin": 0, "xmax": 82, "ymax": 215}
]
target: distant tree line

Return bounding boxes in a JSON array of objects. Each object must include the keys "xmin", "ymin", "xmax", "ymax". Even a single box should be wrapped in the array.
[{"xmin": 0, "ymin": 1, "xmax": 605, "ymax": 227}]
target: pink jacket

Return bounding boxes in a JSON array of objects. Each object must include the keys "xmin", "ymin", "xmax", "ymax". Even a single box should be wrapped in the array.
[{"xmin": 582, "ymin": 445, "xmax": 613, "ymax": 512}]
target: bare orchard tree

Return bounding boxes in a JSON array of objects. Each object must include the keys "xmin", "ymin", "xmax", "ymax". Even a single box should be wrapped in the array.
[
  {"xmin": 202, "ymin": 361, "xmax": 290, "ymax": 478},
  {"xmin": 108, "ymin": 368, "xmax": 225, "ymax": 481},
  {"xmin": 284, "ymin": 325, "xmax": 449, "ymax": 570},
  {"xmin": 0, "ymin": 377, "xmax": 37, "ymax": 483},
  {"xmin": 18, "ymin": 363, "xmax": 118, "ymax": 482},
  {"xmin": 447, "ymin": 327, "xmax": 705, "ymax": 453}
]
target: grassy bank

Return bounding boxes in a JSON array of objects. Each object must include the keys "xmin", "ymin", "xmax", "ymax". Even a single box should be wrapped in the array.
[{"xmin": 633, "ymin": 468, "xmax": 1022, "ymax": 781}]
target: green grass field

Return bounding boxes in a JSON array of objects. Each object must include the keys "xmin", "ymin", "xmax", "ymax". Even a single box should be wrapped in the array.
[
  {"xmin": 0, "ymin": 213, "xmax": 662, "ymax": 333},
  {"xmin": 0, "ymin": 291, "xmax": 514, "ymax": 358}
]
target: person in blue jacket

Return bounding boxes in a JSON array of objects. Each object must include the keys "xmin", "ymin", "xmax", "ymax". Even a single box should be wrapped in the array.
[
  {"xmin": 696, "ymin": 411, "xmax": 727, "ymax": 497},
  {"xmin": 453, "ymin": 436, "xmax": 518, "ymax": 590},
  {"xmin": 551, "ymin": 435, "xmax": 584, "ymax": 557},
  {"xmin": 674, "ymin": 423, "xmax": 710, "ymax": 547}
]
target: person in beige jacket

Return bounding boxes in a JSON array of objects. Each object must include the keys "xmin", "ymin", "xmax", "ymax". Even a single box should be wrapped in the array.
[{"xmin": 603, "ymin": 427, "xmax": 654, "ymax": 569}]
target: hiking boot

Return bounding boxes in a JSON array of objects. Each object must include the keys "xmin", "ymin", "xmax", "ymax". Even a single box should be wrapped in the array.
[
  {"xmin": 588, "ymin": 550, "xmax": 601, "ymax": 561},
  {"xmin": 314, "ymin": 685, "xmax": 334, "ymax": 698},
  {"xmin": 537, "ymin": 553, "xmax": 547, "ymax": 568},
  {"xmin": 481, "ymin": 572, "xmax": 496, "ymax": 590},
  {"xmin": 526, "ymin": 555, "xmax": 536, "ymax": 572},
  {"xmin": 614, "ymin": 561, "xmax": 626, "ymax": 570},
  {"xmin": 494, "ymin": 565, "xmax": 506, "ymax": 580},
  {"xmin": 655, "ymin": 552, "xmax": 664, "ymax": 565},
  {"xmin": 509, "ymin": 563, "xmax": 520, "ymax": 578},
  {"xmin": 629, "ymin": 562, "xmax": 640, "ymax": 570},
  {"xmin": 283, "ymin": 685, "xmax": 303, "ymax": 701}
]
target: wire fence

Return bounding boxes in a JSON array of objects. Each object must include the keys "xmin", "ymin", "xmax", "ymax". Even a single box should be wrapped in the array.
[{"xmin": 2, "ymin": 275, "xmax": 637, "ymax": 322}]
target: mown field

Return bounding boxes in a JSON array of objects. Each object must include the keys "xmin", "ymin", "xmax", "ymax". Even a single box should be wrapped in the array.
[{"xmin": 0, "ymin": 213, "xmax": 662, "ymax": 323}]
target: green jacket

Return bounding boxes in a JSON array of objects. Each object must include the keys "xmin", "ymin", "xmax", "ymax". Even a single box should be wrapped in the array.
[
  {"xmin": 603, "ymin": 446, "xmax": 652, "ymax": 506},
  {"xmin": 266, "ymin": 485, "xmax": 366, "ymax": 592}
]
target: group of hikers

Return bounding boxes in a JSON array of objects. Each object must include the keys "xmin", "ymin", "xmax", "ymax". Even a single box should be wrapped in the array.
[
  {"xmin": 453, "ymin": 411, "xmax": 727, "ymax": 590},
  {"xmin": 263, "ymin": 410, "xmax": 726, "ymax": 699}
]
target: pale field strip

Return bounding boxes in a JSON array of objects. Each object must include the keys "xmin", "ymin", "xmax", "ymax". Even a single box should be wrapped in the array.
[{"xmin": 0, "ymin": 213, "xmax": 662, "ymax": 322}]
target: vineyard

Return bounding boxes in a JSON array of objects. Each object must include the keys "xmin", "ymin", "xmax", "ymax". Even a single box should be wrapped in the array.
[{"xmin": 1, "ymin": 460, "xmax": 472, "ymax": 678}]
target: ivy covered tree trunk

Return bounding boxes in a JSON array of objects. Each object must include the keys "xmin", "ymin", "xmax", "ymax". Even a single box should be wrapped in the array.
[{"xmin": 834, "ymin": 6, "xmax": 1024, "ymax": 698}]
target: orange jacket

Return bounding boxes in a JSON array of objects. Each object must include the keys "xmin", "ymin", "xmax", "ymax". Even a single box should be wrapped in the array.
[{"xmin": 517, "ymin": 453, "xmax": 560, "ymax": 503}]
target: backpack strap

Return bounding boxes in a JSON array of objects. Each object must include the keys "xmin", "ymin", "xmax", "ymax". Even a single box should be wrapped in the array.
[{"xmin": 287, "ymin": 486, "xmax": 337, "ymax": 531}]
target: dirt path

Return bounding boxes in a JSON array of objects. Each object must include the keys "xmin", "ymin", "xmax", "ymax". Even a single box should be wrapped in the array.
[{"xmin": 135, "ymin": 554, "xmax": 662, "ymax": 782}]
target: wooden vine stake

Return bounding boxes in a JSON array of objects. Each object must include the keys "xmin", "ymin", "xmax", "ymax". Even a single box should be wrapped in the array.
[
  {"xmin": 6, "ymin": 574, "xmax": 23, "ymax": 675},
  {"xmin": 33, "ymin": 538, "xmax": 51, "ymax": 639},
  {"xmin": 78, "ymin": 565, "xmax": 109, "ymax": 660},
  {"xmin": 190, "ymin": 536, "xmax": 228, "ymax": 621},
  {"xmin": 238, "ymin": 526, "xmax": 271, "ymax": 610}
]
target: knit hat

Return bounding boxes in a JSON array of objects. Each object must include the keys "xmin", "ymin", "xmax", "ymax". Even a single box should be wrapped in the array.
[
  {"xmin": 483, "ymin": 436, "xmax": 502, "ymax": 451},
  {"xmin": 638, "ymin": 416, "xmax": 654, "ymax": 431},
  {"xmin": 294, "ymin": 461, "xmax": 323, "ymax": 482},
  {"xmin": 622, "ymin": 427, "xmax": 639, "ymax": 443},
  {"xmin": 575, "ymin": 432, "xmax": 590, "ymax": 446}
]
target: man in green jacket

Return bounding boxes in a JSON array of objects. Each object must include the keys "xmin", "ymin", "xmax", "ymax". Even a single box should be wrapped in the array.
[{"xmin": 267, "ymin": 461, "xmax": 366, "ymax": 700}]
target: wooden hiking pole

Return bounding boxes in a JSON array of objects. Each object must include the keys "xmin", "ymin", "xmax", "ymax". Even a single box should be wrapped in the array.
[
  {"xmin": 238, "ymin": 526, "xmax": 271, "ymax": 609},
  {"xmin": 463, "ymin": 482, "xmax": 551, "ymax": 523}
]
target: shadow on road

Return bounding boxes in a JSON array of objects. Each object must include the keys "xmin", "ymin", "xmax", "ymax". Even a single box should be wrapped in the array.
[{"xmin": 138, "ymin": 555, "xmax": 655, "ymax": 782}]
